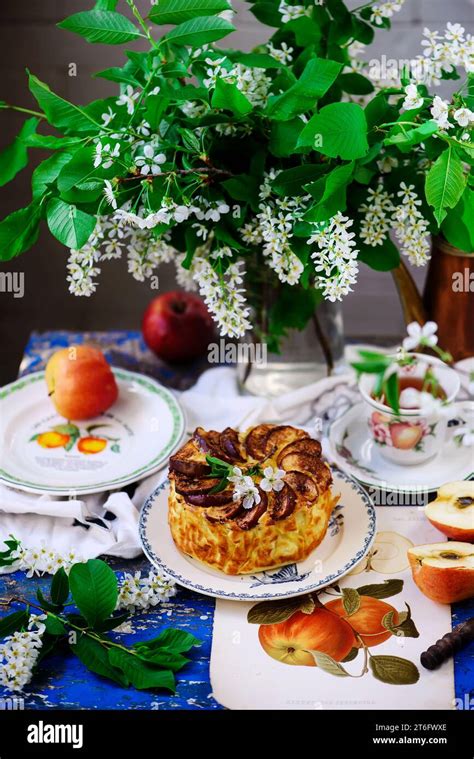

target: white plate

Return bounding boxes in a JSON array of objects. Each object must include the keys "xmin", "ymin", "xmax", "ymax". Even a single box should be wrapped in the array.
[
  {"xmin": 328, "ymin": 402, "xmax": 474, "ymax": 494},
  {"xmin": 0, "ymin": 370, "xmax": 185, "ymax": 495},
  {"xmin": 139, "ymin": 472, "xmax": 376, "ymax": 601}
]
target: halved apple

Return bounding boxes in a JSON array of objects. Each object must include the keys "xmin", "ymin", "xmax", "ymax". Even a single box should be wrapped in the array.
[
  {"xmin": 408, "ymin": 542, "xmax": 474, "ymax": 604},
  {"xmin": 425, "ymin": 481, "xmax": 474, "ymax": 542}
]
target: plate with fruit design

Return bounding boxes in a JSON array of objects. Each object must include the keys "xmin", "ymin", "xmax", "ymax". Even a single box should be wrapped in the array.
[
  {"xmin": 139, "ymin": 471, "xmax": 376, "ymax": 601},
  {"xmin": 328, "ymin": 403, "xmax": 474, "ymax": 493},
  {"xmin": 0, "ymin": 369, "xmax": 185, "ymax": 495}
]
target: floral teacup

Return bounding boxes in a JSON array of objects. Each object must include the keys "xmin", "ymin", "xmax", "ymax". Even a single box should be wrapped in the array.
[{"xmin": 359, "ymin": 354, "xmax": 461, "ymax": 465}]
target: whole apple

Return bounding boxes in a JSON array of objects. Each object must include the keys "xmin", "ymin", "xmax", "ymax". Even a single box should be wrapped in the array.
[
  {"xmin": 142, "ymin": 291, "xmax": 215, "ymax": 363},
  {"xmin": 45, "ymin": 345, "xmax": 118, "ymax": 421}
]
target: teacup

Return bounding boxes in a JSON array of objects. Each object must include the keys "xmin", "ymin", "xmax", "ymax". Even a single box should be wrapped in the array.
[{"xmin": 359, "ymin": 354, "xmax": 461, "ymax": 465}]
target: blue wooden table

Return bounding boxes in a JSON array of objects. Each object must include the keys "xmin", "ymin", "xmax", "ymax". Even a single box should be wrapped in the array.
[{"xmin": 0, "ymin": 331, "xmax": 472, "ymax": 710}]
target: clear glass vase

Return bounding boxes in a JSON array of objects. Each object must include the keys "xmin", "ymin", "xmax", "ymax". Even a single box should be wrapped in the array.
[{"xmin": 237, "ymin": 300, "xmax": 345, "ymax": 397}]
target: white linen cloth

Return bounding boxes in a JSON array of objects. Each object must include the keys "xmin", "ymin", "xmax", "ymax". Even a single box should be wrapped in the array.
[{"xmin": 0, "ymin": 356, "xmax": 472, "ymax": 562}]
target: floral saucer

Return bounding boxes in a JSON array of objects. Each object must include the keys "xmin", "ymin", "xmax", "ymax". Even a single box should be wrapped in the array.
[{"xmin": 328, "ymin": 402, "xmax": 474, "ymax": 494}]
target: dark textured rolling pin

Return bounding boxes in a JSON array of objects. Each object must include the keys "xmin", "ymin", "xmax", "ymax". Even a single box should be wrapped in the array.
[{"xmin": 421, "ymin": 618, "xmax": 474, "ymax": 670}]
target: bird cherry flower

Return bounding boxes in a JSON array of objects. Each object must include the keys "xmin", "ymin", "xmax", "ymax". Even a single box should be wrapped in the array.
[
  {"xmin": 260, "ymin": 466, "xmax": 286, "ymax": 493},
  {"xmin": 402, "ymin": 321, "xmax": 438, "ymax": 351},
  {"xmin": 135, "ymin": 144, "xmax": 166, "ymax": 176}
]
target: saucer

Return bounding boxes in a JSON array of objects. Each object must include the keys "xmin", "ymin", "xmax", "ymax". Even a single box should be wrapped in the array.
[{"xmin": 328, "ymin": 402, "xmax": 474, "ymax": 494}]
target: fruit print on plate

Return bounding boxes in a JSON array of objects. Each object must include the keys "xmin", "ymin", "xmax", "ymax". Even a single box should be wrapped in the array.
[
  {"xmin": 210, "ymin": 507, "xmax": 455, "ymax": 710},
  {"xmin": 0, "ymin": 370, "xmax": 185, "ymax": 495}
]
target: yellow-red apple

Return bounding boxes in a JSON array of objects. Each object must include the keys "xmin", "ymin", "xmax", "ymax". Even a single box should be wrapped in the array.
[
  {"xmin": 46, "ymin": 346, "xmax": 118, "ymax": 421},
  {"xmin": 325, "ymin": 596, "xmax": 400, "ymax": 647},
  {"xmin": 258, "ymin": 608, "xmax": 356, "ymax": 666},
  {"xmin": 408, "ymin": 542, "xmax": 474, "ymax": 604},
  {"xmin": 77, "ymin": 437, "xmax": 108, "ymax": 454},
  {"xmin": 425, "ymin": 482, "xmax": 474, "ymax": 542}
]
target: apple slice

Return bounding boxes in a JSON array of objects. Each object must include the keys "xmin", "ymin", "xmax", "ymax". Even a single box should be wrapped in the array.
[
  {"xmin": 244, "ymin": 424, "xmax": 275, "ymax": 459},
  {"xmin": 276, "ymin": 438, "xmax": 322, "ymax": 466},
  {"xmin": 169, "ymin": 440, "xmax": 211, "ymax": 477},
  {"xmin": 263, "ymin": 425, "xmax": 308, "ymax": 455},
  {"xmin": 173, "ymin": 474, "xmax": 220, "ymax": 495},
  {"xmin": 408, "ymin": 542, "xmax": 474, "ymax": 604},
  {"xmin": 184, "ymin": 489, "xmax": 235, "ymax": 507},
  {"xmin": 268, "ymin": 483, "xmax": 296, "ymax": 521},
  {"xmin": 284, "ymin": 471, "xmax": 319, "ymax": 503},
  {"xmin": 219, "ymin": 427, "xmax": 244, "ymax": 462},
  {"xmin": 425, "ymin": 481, "xmax": 474, "ymax": 542}
]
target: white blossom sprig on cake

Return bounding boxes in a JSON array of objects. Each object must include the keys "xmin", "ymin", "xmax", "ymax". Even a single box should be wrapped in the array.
[{"xmin": 0, "ymin": 0, "xmax": 472, "ymax": 346}]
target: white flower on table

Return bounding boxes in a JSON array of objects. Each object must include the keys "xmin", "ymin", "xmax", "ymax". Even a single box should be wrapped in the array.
[
  {"xmin": 0, "ymin": 615, "xmax": 46, "ymax": 692},
  {"xmin": 456, "ymin": 426, "xmax": 474, "ymax": 446},
  {"xmin": 402, "ymin": 321, "xmax": 438, "ymax": 351},
  {"xmin": 228, "ymin": 467, "xmax": 261, "ymax": 510},
  {"xmin": 135, "ymin": 144, "xmax": 166, "ymax": 176},
  {"xmin": 260, "ymin": 466, "xmax": 286, "ymax": 493}
]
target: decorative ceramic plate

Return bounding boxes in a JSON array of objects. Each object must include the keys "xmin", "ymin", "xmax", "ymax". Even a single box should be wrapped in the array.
[
  {"xmin": 0, "ymin": 370, "xmax": 185, "ymax": 495},
  {"xmin": 139, "ymin": 471, "xmax": 376, "ymax": 601},
  {"xmin": 328, "ymin": 402, "xmax": 474, "ymax": 494}
]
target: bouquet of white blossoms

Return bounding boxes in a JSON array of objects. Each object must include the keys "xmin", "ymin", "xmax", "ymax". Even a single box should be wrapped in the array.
[{"xmin": 0, "ymin": 0, "xmax": 473, "ymax": 345}]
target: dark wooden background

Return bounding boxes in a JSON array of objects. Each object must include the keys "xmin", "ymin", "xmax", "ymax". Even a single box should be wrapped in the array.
[{"xmin": 0, "ymin": 0, "xmax": 472, "ymax": 383}]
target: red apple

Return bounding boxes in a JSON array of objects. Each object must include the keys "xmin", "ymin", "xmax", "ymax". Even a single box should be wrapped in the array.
[
  {"xmin": 45, "ymin": 346, "xmax": 118, "ymax": 421},
  {"xmin": 425, "ymin": 482, "xmax": 474, "ymax": 542},
  {"xmin": 258, "ymin": 608, "xmax": 356, "ymax": 667},
  {"xmin": 390, "ymin": 422, "xmax": 423, "ymax": 450},
  {"xmin": 142, "ymin": 291, "xmax": 215, "ymax": 363},
  {"xmin": 325, "ymin": 596, "xmax": 400, "ymax": 647},
  {"xmin": 408, "ymin": 542, "xmax": 474, "ymax": 604}
]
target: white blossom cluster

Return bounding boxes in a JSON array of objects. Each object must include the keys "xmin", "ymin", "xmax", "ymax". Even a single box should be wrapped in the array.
[
  {"xmin": 359, "ymin": 183, "xmax": 396, "ymax": 247},
  {"xmin": 392, "ymin": 182, "xmax": 431, "ymax": 266},
  {"xmin": 369, "ymin": 1, "xmax": 405, "ymax": 27},
  {"xmin": 308, "ymin": 213, "xmax": 360, "ymax": 302},
  {"xmin": 359, "ymin": 182, "xmax": 431, "ymax": 266},
  {"xmin": 1, "ymin": 541, "xmax": 83, "ymax": 578},
  {"xmin": 419, "ymin": 23, "xmax": 474, "ymax": 79},
  {"xmin": 116, "ymin": 570, "xmax": 177, "ymax": 612},
  {"xmin": 0, "ymin": 615, "xmax": 46, "ymax": 692},
  {"xmin": 228, "ymin": 467, "xmax": 261, "ymax": 510},
  {"xmin": 192, "ymin": 256, "xmax": 252, "ymax": 338},
  {"xmin": 430, "ymin": 95, "xmax": 474, "ymax": 135}
]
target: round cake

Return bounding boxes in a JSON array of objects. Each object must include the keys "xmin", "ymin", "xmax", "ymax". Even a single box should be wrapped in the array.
[{"xmin": 168, "ymin": 424, "xmax": 339, "ymax": 575}]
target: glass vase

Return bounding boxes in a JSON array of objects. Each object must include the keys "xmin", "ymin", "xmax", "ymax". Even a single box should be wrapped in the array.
[{"xmin": 237, "ymin": 300, "xmax": 345, "ymax": 397}]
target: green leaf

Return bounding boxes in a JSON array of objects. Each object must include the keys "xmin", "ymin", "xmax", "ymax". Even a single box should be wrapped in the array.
[
  {"xmin": 351, "ymin": 359, "xmax": 391, "ymax": 374},
  {"xmin": 303, "ymin": 161, "xmax": 354, "ymax": 221},
  {"xmin": 36, "ymin": 588, "xmax": 61, "ymax": 613},
  {"xmin": 269, "ymin": 118, "xmax": 304, "ymax": 157},
  {"xmin": 94, "ymin": 0, "xmax": 118, "ymax": 9},
  {"xmin": 149, "ymin": 0, "xmax": 232, "ymax": 25},
  {"xmin": 211, "ymin": 79, "xmax": 253, "ymax": 117},
  {"xmin": 356, "ymin": 579, "xmax": 404, "ymax": 599},
  {"xmin": 222, "ymin": 175, "xmax": 259, "ymax": 209},
  {"xmin": 266, "ymin": 58, "xmax": 342, "ymax": 120},
  {"xmin": 308, "ymin": 650, "xmax": 350, "ymax": 676},
  {"xmin": 58, "ymin": 11, "xmax": 142, "ymax": 45},
  {"xmin": 22, "ymin": 134, "xmax": 84, "ymax": 151},
  {"xmin": 357, "ymin": 236, "xmax": 401, "ymax": 272},
  {"xmin": 134, "ymin": 629, "xmax": 201, "ymax": 654},
  {"xmin": 369, "ymin": 655, "xmax": 420, "ymax": 685},
  {"xmin": 425, "ymin": 146, "xmax": 467, "ymax": 225},
  {"xmin": 51, "ymin": 567, "xmax": 70, "ymax": 606},
  {"xmin": 69, "ymin": 559, "xmax": 118, "ymax": 627},
  {"xmin": 342, "ymin": 647, "xmax": 359, "ymax": 663},
  {"xmin": 272, "ymin": 164, "xmax": 326, "ymax": 196},
  {"xmin": 0, "ymin": 117, "xmax": 38, "ymax": 187},
  {"xmin": 383, "ymin": 371, "xmax": 400, "ymax": 414},
  {"xmin": 57, "ymin": 146, "xmax": 104, "ymax": 195},
  {"xmin": 298, "ymin": 102, "xmax": 369, "ymax": 160},
  {"xmin": 53, "ymin": 423, "xmax": 80, "ymax": 436},
  {"xmin": 0, "ymin": 611, "xmax": 29, "ymax": 637},
  {"xmin": 384, "ymin": 120, "xmax": 438, "ymax": 151},
  {"xmin": 250, "ymin": 2, "xmax": 281, "ymax": 27},
  {"xmin": 46, "ymin": 198, "xmax": 96, "ymax": 249},
  {"xmin": 32, "ymin": 152, "xmax": 73, "ymax": 199},
  {"xmin": 384, "ymin": 603, "xmax": 420, "ymax": 638},
  {"xmin": 108, "ymin": 649, "xmax": 176, "ymax": 691},
  {"xmin": 95, "ymin": 612, "xmax": 130, "ymax": 632},
  {"xmin": 341, "ymin": 587, "xmax": 360, "ymax": 616},
  {"xmin": 247, "ymin": 596, "xmax": 311, "ymax": 625},
  {"xmin": 94, "ymin": 65, "xmax": 141, "ymax": 87},
  {"xmin": 44, "ymin": 615, "xmax": 67, "ymax": 636},
  {"xmin": 28, "ymin": 73, "xmax": 96, "ymax": 134},
  {"xmin": 164, "ymin": 16, "xmax": 234, "ymax": 47},
  {"xmin": 71, "ymin": 634, "xmax": 128, "ymax": 686},
  {"xmin": 339, "ymin": 72, "xmax": 374, "ymax": 95},
  {"xmin": 441, "ymin": 187, "xmax": 474, "ymax": 253},
  {"xmin": 0, "ymin": 203, "xmax": 41, "ymax": 261}
]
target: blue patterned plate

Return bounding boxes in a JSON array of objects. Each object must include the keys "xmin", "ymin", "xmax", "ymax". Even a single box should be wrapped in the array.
[{"xmin": 139, "ymin": 471, "xmax": 376, "ymax": 601}]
